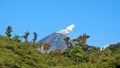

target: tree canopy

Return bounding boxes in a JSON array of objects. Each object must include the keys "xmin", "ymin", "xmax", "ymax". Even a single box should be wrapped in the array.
[{"xmin": 0, "ymin": 26, "xmax": 120, "ymax": 68}]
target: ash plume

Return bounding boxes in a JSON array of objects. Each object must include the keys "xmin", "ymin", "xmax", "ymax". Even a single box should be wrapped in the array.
[{"xmin": 57, "ymin": 24, "xmax": 75, "ymax": 35}]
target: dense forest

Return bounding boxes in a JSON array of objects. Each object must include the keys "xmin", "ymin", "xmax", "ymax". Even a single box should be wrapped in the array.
[{"xmin": 0, "ymin": 26, "xmax": 120, "ymax": 68}]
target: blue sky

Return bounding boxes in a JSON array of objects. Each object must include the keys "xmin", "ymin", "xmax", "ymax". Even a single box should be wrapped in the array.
[{"xmin": 0, "ymin": 0, "xmax": 120, "ymax": 47}]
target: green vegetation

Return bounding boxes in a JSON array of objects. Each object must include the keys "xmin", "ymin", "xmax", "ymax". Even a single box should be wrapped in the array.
[
  {"xmin": 5, "ymin": 26, "xmax": 13, "ymax": 38},
  {"xmin": 23, "ymin": 31, "xmax": 30, "ymax": 42},
  {"xmin": 33, "ymin": 32, "xmax": 37, "ymax": 45},
  {"xmin": 0, "ymin": 26, "xmax": 120, "ymax": 68}
]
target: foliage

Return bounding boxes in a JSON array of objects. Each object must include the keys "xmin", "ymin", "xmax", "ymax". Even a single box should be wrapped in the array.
[
  {"xmin": 33, "ymin": 32, "xmax": 37, "ymax": 45},
  {"xmin": 0, "ymin": 26, "xmax": 120, "ymax": 68},
  {"xmin": 23, "ymin": 31, "xmax": 30, "ymax": 42},
  {"xmin": 75, "ymin": 33, "xmax": 90, "ymax": 46},
  {"xmin": 13, "ymin": 35, "xmax": 21, "ymax": 42},
  {"xmin": 5, "ymin": 26, "xmax": 13, "ymax": 38}
]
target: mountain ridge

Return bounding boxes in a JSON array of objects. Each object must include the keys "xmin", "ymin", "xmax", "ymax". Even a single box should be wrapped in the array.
[{"xmin": 39, "ymin": 33, "xmax": 68, "ymax": 52}]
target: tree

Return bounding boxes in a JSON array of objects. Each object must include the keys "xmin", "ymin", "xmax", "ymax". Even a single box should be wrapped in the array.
[
  {"xmin": 64, "ymin": 37, "xmax": 73, "ymax": 48},
  {"xmin": 23, "ymin": 31, "xmax": 30, "ymax": 42},
  {"xmin": 64, "ymin": 37, "xmax": 70, "ymax": 45},
  {"xmin": 5, "ymin": 26, "xmax": 13, "ymax": 38},
  {"xmin": 43, "ymin": 43, "xmax": 51, "ymax": 53},
  {"xmin": 13, "ymin": 35, "xmax": 21, "ymax": 42},
  {"xmin": 37, "ymin": 43, "xmax": 42, "ymax": 50},
  {"xmin": 64, "ymin": 45, "xmax": 84, "ymax": 64},
  {"xmin": 76, "ymin": 33, "xmax": 90, "ymax": 46},
  {"xmin": 50, "ymin": 50, "xmax": 62, "ymax": 62},
  {"xmin": 33, "ymin": 32, "xmax": 37, "ymax": 44}
]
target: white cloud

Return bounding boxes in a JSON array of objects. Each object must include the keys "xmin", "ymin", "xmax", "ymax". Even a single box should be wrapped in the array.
[{"xmin": 57, "ymin": 24, "xmax": 75, "ymax": 35}]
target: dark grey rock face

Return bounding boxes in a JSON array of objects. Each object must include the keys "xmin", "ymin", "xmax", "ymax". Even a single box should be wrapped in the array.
[{"xmin": 38, "ymin": 33, "xmax": 67, "ymax": 52}]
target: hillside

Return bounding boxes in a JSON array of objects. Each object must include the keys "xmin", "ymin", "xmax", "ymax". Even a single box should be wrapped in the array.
[
  {"xmin": 0, "ymin": 26, "xmax": 120, "ymax": 68},
  {"xmin": 0, "ymin": 35, "xmax": 120, "ymax": 68}
]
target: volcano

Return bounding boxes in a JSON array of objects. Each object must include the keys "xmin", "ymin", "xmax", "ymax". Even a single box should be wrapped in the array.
[
  {"xmin": 38, "ymin": 24, "xmax": 75, "ymax": 53},
  {"xmin": 38, "ymin": 33, "xmax": 68, "ymax": 52}
]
